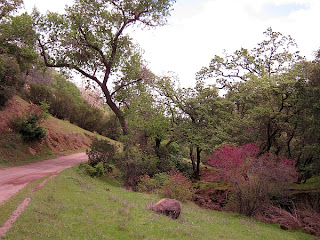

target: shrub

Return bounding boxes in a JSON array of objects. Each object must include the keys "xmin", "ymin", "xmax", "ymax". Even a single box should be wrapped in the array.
[
  {"xmin": 86, "ymin": 138, "xmax": 116, "ymax": 167},
  {"xmin": 161, "ymin": 171, "xmax": 193, "ymax": 202},
  {"xmin": 79, "ymin": 162, "xmax": 98, "ymax": 177},
  {"xmin": 114, "ymin": 147, "xmax": 159, "ymax": 186},
  {"xmin": 27, "ymin": 82, "xmax": 112, "ymax": 137},
  {"xmin": 207, "ymin": 144, "xmax": 298, "ymax": 216},
  {"xmin": 18, "ymin": 115, "xmax": 47, "ymax": 141},
  {"xmin": 11, "ymin": 104, "xmax": 48, "ymax": 141},
  {"xmin": 154, "ymin": 172, "xmax": 169, "ymax": 185},
  {"xmin": 95, "ymin": 162, "xmax": 105, "ymax": 177},
  {"xmin": 168, "ymin": 154, "xmax": 193, "ymax": 178},
  {"xmin": 136, "ymin": 173, "xmax": 168, "ymax": 193},
  {"xmin": 136, "ymin": 175, "xmax": 159, "ymax": 192}
]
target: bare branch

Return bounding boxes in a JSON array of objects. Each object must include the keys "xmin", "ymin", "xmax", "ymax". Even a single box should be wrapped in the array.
[
  {"xmin": 38, "ymin": 38, "xmax": 102, "ymax": 86},
  {"xmin": 111, "ymin": 78, "xmax": 143, "ymax": 97}
]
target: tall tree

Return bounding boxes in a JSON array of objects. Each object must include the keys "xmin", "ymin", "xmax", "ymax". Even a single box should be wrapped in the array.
[
  {"xmin": 156, "ymin": 77, "xmax": 231, "ymax": 179},
  {"xmin": 197, "ymin": 28, "xmax": 305, "ymax": 156},
  {"xmin": 0, "ymin": 0, "xmax": 37, "ymax": 107},
  {"xmin": 197, "ymin": 27, "xmax": 301, "ymax": 88},
  {"xmin": 33, "ymin": 0, "xmax": 175, "ymax": 136},
  {"xmin": 0, "ymin": 0, "xmax": 23, "ymax": 20}
]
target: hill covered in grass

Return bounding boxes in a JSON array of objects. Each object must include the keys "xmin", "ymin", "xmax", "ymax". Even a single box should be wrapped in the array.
[
  {"xmin": 0, "ymin": 96, "xmax": 120, "ymax": 167},
  {"xmin": 2, "ymin": 166, "xmax": 314, "ymax": 240}
]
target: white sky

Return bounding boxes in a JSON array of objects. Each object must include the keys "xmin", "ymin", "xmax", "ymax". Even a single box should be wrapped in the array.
[{"xmin": 23, "ymin": 0, "xmax": 320, "ymax": 87}]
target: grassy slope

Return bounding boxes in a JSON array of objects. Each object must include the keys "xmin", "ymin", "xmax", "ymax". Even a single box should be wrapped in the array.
[
  {"xmin": 293, "ymin": 176, "xmax": 320, "ymax": 191},
  {"xmin": 0, "ymin": 96, "xmax": 120, "ymax": 167},
  {"xmin": 3, "ymin": 167, "xmax": 314, "ymax": 240}
]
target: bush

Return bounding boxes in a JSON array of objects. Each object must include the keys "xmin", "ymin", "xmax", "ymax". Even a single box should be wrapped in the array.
[
  {"xmin": 114, "ymin": 147, "xmax": 159, "ymax": 186},
  {"xmin": 161, "ymin": 171, "xmax": 193, "ymax": 202},
  {"xmin": 18, "ymin": 115, "xmax": 47, "ymax": 141},
  {"xmin": 136, "ymin": 173, "xmax": 168, "ymax": 193},
  {"xmin": 207, "ymin": 144, "xmax": 298, "ymax": 216},
  {"xmin": 86, "ymin": 138, "xmax": 116, "ymax": 168},
  {"xmin": 27, "ymin": 82, "xmax": 112, "ymax": 137},
  {"xmin": 79, "ymin": 162, "xmax": 100, "ymax": 177},
  {"xmin": 95, "ymin": 162, "xmax": 105, "ymax": 177},
  {"xmin": 11, "ymin": 104, "xmax": 48, "ymax": 141},
  {"xmin": 136, "ymin": 175, "xmax": 160, "ymax": 192},
  {"xmin": 168, "ymin": 154, "xmax": 193, "ymax": 178},
  {"xmin": 154, "ymin": 172, "xmax": 169, "ymax": 185}
]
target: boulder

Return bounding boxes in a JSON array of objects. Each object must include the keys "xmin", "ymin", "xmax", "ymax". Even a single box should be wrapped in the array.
[{"xmin": 151, "ymin": 198, "xmax": 181, "ymax": 219}]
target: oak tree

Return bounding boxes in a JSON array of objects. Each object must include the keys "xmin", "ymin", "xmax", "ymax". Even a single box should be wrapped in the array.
[{"xmin": 33, "ymin": 0, "xmax": 175, "ymax": 136}]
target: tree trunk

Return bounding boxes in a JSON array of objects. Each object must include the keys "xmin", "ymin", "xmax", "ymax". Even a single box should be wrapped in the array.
[
  {"xmin": 190, "ymin": 146, "xmax": 196, "ymax": 175},
  {"xmin": 155, "ymin": 137, "xmax": 161, "ymax": 158},
  {"xmin": 102, "ymin": 86, "xmax": 129, "ymax": 136},
  {"xmin": 194, "ymin": 146, "xmax": 201, "ymax": 181}
]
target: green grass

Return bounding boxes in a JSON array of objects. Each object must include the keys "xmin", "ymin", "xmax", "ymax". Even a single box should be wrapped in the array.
[
  {"xmin": 0, "ymin": 133, "xmax": 56, "ymax": 167},
  {"xmin": 293, "ymin": 176, "xmax": 320, "ymax": 191},
  {"xmin": 44, "ymin": 116, "xmax": 122, "ymax": 148},
  {"xmin": 2, "ymin": 167, "xmax": 314, "ymax": 240},
  {"xmin": 0, "ymin": 176, "xmax": 50, "ymax": 226}
]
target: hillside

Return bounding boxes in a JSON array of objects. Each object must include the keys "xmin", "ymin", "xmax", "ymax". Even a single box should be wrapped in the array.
[
  {"xmin": 1, "ymin": 166, "xmax": 314, "ymax": 240},
  {"xmin": 0, "ymin": 96, "xmax": 119, "ymax": 167}
]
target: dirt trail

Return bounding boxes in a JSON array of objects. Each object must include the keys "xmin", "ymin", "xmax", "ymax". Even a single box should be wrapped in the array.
[{"xmin": 0, "ymin": 152, "xmax": 88, "ymax": 204}]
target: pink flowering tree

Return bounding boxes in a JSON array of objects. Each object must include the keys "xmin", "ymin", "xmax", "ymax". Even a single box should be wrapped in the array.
[
  {"xmin": 206, "ymin": 143, "xmax": 259, "ymax": 182},
  {"xmin": 206, "ymin": 143, "xmax": 298, "ymax": 216}
]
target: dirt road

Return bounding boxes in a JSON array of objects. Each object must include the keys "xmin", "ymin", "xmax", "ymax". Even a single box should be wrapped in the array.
[{"xmin": 0, "ymin": 152, "xmax": 88, "ymax": 204}]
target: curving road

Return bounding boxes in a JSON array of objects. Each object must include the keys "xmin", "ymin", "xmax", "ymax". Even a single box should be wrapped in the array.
[{"xmin": 0, "ymin": 152, "xmax": 88, "ymax": 204}]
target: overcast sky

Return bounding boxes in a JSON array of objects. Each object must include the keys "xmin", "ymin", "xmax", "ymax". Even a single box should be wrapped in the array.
[{"xmin": 23, "ymin": 0, "xmax": 320, "ymax": 87}]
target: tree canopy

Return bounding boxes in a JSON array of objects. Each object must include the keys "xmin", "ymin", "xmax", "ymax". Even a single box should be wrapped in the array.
[{"xmin": 33, "ymin": 0, "xmax": 176, "ymax": 135}]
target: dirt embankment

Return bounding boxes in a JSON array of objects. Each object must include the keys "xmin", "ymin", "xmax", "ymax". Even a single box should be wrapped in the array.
[{"xmin": 0, "ymin": 97, "xmax": 95, "ymax": 165}]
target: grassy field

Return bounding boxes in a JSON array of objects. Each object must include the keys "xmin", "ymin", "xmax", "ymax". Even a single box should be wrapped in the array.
[{"xmin": 2, "ymin": 166, "xmax": 314, "ymax": 240}]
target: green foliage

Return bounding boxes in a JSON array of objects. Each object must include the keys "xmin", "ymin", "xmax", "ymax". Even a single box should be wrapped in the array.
[
  {"xmin": 197, "ymin": 28, "xmax": 320, "ymax": 179},
  {"xmin": 197, "ymin": 27, "xmax": 301, "ymax": 85},
  {"xmin": 26, "ymin": 81, "xmax": 116, "ymax": 137},
  {"xmin": 33, "ymin": 0, "xmax": 176, "ymax": 136},
  {"xmin": 102, "ymin": 114, "xmax": 122, "ymax": 141},
  {"xmin": 86, "ymin": 138, "xmax": 116, "ymax": 168},
  {"xmin": 79, "ymin": 161, "xmax": 108, "ymax": 178},
  {"xmin": 155, "ymin": 76, "xmax": 231, "ymax": 179},
  {"xmin": 136, "ymin": 173, "xmax": 169, "ymax": 193},
  {"xmin": 11, "ymin": 104, "xmax": 48, "ymax": 141},
  {"xmin": 154, "ymin": 172, "xmax": 169, "ymax": 185},
  {"xmin": 51, "ymin": 72, "xmax": 84, "ymax": 106},
  {"xmin": 12, "ymin": 114, "xmax": 46, "ymax": 141},
  {"xmin": 161, "ymin": 171, "xmax": 193, "ymax": 202},
  {"xmin": 0, "ymin": 0, "xmax": 23, "ymax": 20},
  {"xmin": 0, "ymin": 12, "xmax": 38, "ymax": 74},
  {"xmin": 115, "ymin": 146, "xmax": 160, "ymax": 186},
  {"xmin": 0, "ymin": 54, "xmax": 21, "ymax": 107},
  {"xmin": 79, "ymin": 162, "xmax": 98, "ymax": 177},
  {"xmin": 0, "ymin": 7, "xmax": 38, "ymax": 107},
  {"xmin": 136, "ymin": 174, "xmax": 160, "ymax": 192},
  {"xmin": 18, "ymin": 115, "xmax": 47, "ymax": 141},
  {"xmin": 126, "ymin": 90, "xmax": 170, "ymax": 144}
]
